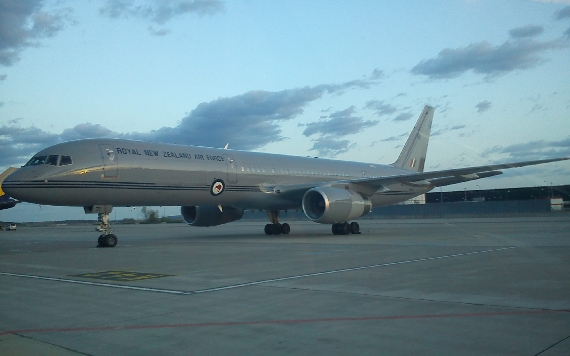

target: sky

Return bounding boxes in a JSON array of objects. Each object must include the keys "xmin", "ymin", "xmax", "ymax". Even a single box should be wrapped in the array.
[{"xmin": 1, "ymin": 0, "xmax": 570, "ymax": 222}]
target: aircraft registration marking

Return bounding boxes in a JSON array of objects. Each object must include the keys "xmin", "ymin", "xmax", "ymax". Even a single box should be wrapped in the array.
[{"xmin": 70, "ymin": 271, "xmax": 174, "ymax": 282}]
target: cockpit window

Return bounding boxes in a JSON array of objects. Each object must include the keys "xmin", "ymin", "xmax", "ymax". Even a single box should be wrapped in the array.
[
  {"xmin": 46, "ymin": 155, "xmax": 59, "ymax": 166},
  {"xmin": 25, "ymin": 156, "xmax": 47, "ymax": 166},
  {"xmin": 59, "ymin": 155, "xmax": 72, "ymax": 166}
]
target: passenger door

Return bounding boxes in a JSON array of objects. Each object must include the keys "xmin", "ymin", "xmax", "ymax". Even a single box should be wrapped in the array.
[
  {"xmin": 224, "ymin": 154, "xmax": 238, "ymax": 183},
  {"xmin": 99, "ymin": 144, "xmax": 118, "ymax": 178}
]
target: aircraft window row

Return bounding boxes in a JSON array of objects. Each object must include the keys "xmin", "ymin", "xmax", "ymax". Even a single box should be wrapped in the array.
[
  {"xmin": 24, "ymin": 155, "xmax": 73, "ymax": 167},
  {"xmin": 240, "ymin": 166, "xmax": 351, "ymax": 177}
]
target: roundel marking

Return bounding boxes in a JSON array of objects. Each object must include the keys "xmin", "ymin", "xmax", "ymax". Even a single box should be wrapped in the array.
[{"xmin": 210, "ymin": 179, "xmax": 225, "ymax": 196}]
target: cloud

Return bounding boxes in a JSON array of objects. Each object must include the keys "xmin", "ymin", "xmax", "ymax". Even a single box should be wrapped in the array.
[
  {"xmin": 99, "ymin": 0, "xmax": 224, "ymax": 35},
  {"xmin": 431, "ymin": 124, "xmax": 466, "ymax": 137},
  {"xmin": 363, "ymin": 100, "xmax": 397, "ymax": 116},
  {"xmin": 370, "ymin": 68, "xmax": 384, "ymax": 80},
  {"xmin": 509, "ymin": 25, "xmax": 544, "ymax": 39},
  {"xmin": 555, "ymin": 5, "xmax": 570, "ymax": 20},
  {"xmin": 0, "ymin": 124, "xmax": 60, "ymax": 166},
  {"xmin": 0, "ymin": 74, "xmax": 6, "ymax": 81},
  {"xmin": 371, "ymin": 132, "xmax": 407, "ymax": 145},
  {"xmin": 393, "ymin": 112, "xmax": 413, "ymax": 122},
  {"xmin": 300, "ymin": 105, "xmax": 379, "ymax": 157},
  {"xmin": 302, "ymin": 106, "xmax": 378, "ymax": 137},
  {"xmin": 0, "ymin": 75, "xmax": 380, "ymax": 168},
  {"xmin": 481, "ymin": 137, "xmax": 570, "ymax": 160},
  {"xmin": 475, "ymin": 100, "xmax": 492, "ymax": 113},
  {"xmin": 0, "ymin": 0, "xmax": 72, "ymax": 67},
  {"xmin": 60, "ymin": 123, "xmax": 118, "ymax": 141},
  {"xmin": 309, "ymin": 137, "xmax": 355, "ymax": 157},
  {"xmin": 411, "ymin": 37, "xmax": 567, "ymax": 80},
  {"xmin": 556, "ymin": 5, "xmax": 570, "ymax": 37}
]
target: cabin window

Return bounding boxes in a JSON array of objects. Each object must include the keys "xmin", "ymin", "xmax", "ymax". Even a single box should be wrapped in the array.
[
  {"xmin": 25, "ymin": 156, "xmax": 47, "ymax": 166},
  {"xmin": 46, "ymin": 155, "xmax": 59, "ymax": 166},
  {"xmin": 59, "ymin": 156, "xmax": 72, "ymax": 166}
]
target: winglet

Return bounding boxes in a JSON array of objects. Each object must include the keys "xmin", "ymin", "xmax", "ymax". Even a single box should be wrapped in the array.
[{"xmin": 392, "ymin": 105, "xmax": 434, "ymax": 172}]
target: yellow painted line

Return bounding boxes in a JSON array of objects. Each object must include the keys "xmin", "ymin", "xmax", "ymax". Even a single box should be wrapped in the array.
[{"xmin": 70, "ymin": 270, "xmax": 174, "ymax": 282}]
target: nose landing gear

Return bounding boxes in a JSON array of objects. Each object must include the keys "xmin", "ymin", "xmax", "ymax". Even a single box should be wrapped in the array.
[{"xmin": 97, "ymin": 212, "xmax": 118, "ymax": 248}]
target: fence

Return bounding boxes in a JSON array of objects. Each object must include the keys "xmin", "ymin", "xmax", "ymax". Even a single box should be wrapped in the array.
[{"xmin": 365, "ymin": 200, "xmax": 553, "ymax": 219}]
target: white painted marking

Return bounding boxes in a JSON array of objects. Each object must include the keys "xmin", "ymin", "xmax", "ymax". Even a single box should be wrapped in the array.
[
  {"xmin": 0, "ymin": 247, "xmax": 516, "ymax": 296},
  {"xmin": 193, "ymin": 247, "xmax": 517, "ymax": 293},
  {"xmin": 0, "ymin": 272, "xmax": 194, "ymax": 295}
]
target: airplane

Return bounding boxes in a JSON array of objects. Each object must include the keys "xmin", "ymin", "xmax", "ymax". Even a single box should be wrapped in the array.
[
  {"xmin": 0, "ymin": 168, "xmax": 19, "ymax": 211},
  {"xmin": 1, "ymin": 106, "xmax": 567, "ymax": 247}
]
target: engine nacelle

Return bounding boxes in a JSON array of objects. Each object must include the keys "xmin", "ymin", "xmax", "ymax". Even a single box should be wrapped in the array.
[
  {"xmin": 302, "ymin": 187, "xmax": 372, "ymax": 224},
  {"xmin": 181, "ymin": 205, "xmax": 244, "ymax": 227}
]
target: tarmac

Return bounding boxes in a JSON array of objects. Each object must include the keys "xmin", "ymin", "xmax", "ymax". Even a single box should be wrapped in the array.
[{"xmin": 0, "ymin": 216, "xmax": 569, "ymax": 355}]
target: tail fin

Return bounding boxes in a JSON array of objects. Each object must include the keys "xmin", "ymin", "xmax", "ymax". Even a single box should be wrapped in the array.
[{"xmin": 392, "ymin": 105, "xmax": 434, "ymax": 172}]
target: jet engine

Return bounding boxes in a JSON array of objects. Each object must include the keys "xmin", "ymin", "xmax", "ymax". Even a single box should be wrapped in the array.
[
  {"xmin": 302, "ymin": 187, "xmax": 372, "ymax": 224},
  {"xmin": 181, "ymin": 205, "xmax": 244, "ymax": 227}
]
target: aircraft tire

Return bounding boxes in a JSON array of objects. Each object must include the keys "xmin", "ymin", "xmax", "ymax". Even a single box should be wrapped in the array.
[
  {"xmin": 264, "ymin": 224, "xmax": 273, "ymax": 235},
  {"xmin": 281, "ymin": 223, "xmax": 290, "ymax": 235},
  {"xmin": 332, "ymin": 224, "xmax": 339, "ymax": 235},
  {"xmin": 272, "ymin": 223, "xmax": 282, "ymax": 235},
  {"xmin": 103, "ymin": 234, "xmax": 118, "ymax": 248},
  {"xmin": 332, "ymin": 224, "xmax": 338, "ymax": 235},
  {"xmin": 97, "ymin": 234, "xmax": 105, "ymax": 247},
  {"xmin": 340, "ymin": 222, "xmax": 350, "ymax": 235},
  {"xmin": 350, "ymin": 222, "xmax": 360, "ymax": 234}
]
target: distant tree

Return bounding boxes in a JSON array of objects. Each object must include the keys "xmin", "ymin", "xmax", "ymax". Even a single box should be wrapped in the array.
[{"xmin": 141, "ymin": 206, "xmax": 161, "ymax": 224}]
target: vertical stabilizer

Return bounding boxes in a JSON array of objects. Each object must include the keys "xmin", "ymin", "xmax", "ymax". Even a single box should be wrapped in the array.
[{"xmin": 392, "ymin": 105, "xmax": 434, "ymax": 172}]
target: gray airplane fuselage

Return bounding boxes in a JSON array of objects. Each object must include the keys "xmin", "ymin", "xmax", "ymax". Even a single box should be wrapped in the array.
[{"xmin": 4, "ymin": 139, "xmax": 429, "ymax": 211}]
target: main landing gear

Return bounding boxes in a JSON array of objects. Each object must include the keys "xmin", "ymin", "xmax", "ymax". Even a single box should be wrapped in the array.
[
  {"xmin": 332, "ymin": 222, "xmax": 360, "ymax": 235},
  {"xmin": 97, "ymin": 213, "xmax": 118, "ymax": 248},
  {"xmin": 264, "ymin": 210, "xmax": 290, "ymax": 235}
]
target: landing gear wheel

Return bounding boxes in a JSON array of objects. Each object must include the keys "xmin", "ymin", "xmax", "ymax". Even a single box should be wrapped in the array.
[
  {"xmin": 264, "ymin": 223, "xmax": 290, "ymax": 235},
  {"xmin": 340, "ymin": 222, "xmax": 350, "ymax": 235},
  {"xmin": 98, "ymin": 234, "xmax": 118, "ymax": 248},
  {"xmin": 350, "ymin": 222, "xmax": 360, "ymax": 234},
  {"xmin": 272, "ymin": 223, "xmax": 282, "ymax": 235},
  {"xmin": 332, "ymin": 222, "xmax": 352, "ymax": 235},
  {"xmin": 264, "ymin": 224, "xmax": 273, "ymax": 235},
  {"xmin": 97, "ymin": 234, "xmax": 105, "ymax": 247},
  {"xmin": 104, "ymin": 234, "xmax": 118, "ymax": 247}
]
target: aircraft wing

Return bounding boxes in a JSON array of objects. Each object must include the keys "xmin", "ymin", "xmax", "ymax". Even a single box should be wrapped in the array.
[{"xmin": 268, "ymin": 157, "xmax": 568, "ymax": 198}]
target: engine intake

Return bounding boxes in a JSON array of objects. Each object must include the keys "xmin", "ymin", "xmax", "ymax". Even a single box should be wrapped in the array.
[
  {"xmin": 181, "ymin": 205, "xmax": 244, "ymax": 227},
  {"xmin": 302, "ymin": 187, "xmax": 372, "ymax": 224}
]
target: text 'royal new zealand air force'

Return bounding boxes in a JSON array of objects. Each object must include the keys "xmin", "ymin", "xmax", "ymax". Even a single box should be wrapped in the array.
[{"xmin": 115, "ymin": 147, "xmax": 225, "ymax": 161}]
